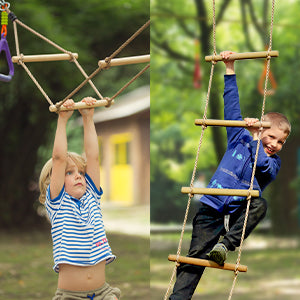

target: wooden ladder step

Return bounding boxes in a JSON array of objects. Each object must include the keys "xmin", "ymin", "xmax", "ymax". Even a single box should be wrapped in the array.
[
  {"xmin": 168, "ymin": 254, "xmax": 247, "ymax": 272},
  {"xmin": 98, "ymin": 54, "xmax": 150, "ymax": 68},
  {"xmin": 12, "ymin": 53, "xmax": 78, "ymax": 63},
  {"xmin": 181, "ymin": 187, "xmax": 259, "ymax": 197},
  {"xmin": 49, "ymin": 99, "xmax": 114, "ymax": 112},
  {"xmin": 205, "ymin": 50, "xmax": 278, "ymax": 62},
  {"xmin": 195, "ymin": 119, "xmax": 271, "ymax": 128}
]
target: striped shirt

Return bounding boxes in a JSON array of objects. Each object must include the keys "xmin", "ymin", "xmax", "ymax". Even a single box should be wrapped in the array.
[{"xmin": 45, "ymin": 174, "xmax": 115, "ymax": 273}]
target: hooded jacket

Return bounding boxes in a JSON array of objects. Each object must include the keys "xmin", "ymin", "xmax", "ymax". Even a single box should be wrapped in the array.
[{"xmin": 200, "ymin": 75, "xmax": 281, "ymax": 214}]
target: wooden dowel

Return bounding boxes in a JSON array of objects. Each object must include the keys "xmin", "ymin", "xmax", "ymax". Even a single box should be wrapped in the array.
[
  {"xmin": 205, "ymin": 51, "xmax": 279, "ymax": 62},
  {"xmin": 98, "ymin": 54, "xmax": 150, "ymax": 68},
  {"xmin": 49, "ymin": 99, "xmax": 114, "ymax": 112},
  {"xmin": 12, "ymin": 53, "xmax": 78, "ymax": 63},
  {"xmin": 168, "ymin": 255, "xmax": 247, "ymax": 272},
  {"xmin": 195, "ymin": 119, "xmax": 271, "ymax": 128},
  {"xmin": 181, "ymin": 187, "xmax": 259, "ymax": 197}
]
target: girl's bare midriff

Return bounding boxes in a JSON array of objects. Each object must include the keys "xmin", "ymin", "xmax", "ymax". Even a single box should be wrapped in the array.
[{"xmin": 58, "ymin": 261, "xmax": 106, "ymax": 291}]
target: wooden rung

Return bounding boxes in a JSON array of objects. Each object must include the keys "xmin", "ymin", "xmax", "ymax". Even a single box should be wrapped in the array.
[
  {"xmin": 12, "ymin": 53, "xmax": 79, "ymax": 63},
  {"xmin": 98, "ymin": 54, "xmax": 150, "ymax": 68},
  {"xmin": 205, "ymin": 50, "xmax": 279, "ymax": 62},
  {"xmin": 181, "ymin": 187, "xmax": 259, "ymax": 197},
  {"xmin": 49, "ymin": 99, "xmax": 114, "ymax": 112},
  {"xmin": 195, "ymin": 119, "xmax": 271, "ymax": 128},
  {"xmin": 168, "ymin": 255, "xmax": 247, "ymax": 272}
]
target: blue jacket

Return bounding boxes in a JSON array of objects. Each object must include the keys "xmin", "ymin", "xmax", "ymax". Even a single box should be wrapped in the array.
[{"xmin": 200, "ymin": 75, "xmax": 281, "ymax": 214}]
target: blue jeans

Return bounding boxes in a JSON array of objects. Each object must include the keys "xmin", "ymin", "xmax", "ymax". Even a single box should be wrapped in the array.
[{"xmin": 169, "ymin": 198, "xmax": 267, "ymax": 300}]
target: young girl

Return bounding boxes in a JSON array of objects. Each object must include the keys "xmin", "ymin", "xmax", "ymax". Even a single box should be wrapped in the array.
[{"xmin": 39, "ymin": 97, "xmax": 121, "ymax": 300}]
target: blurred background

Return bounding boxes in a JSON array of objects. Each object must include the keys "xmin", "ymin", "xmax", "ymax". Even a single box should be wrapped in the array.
[
  {"xmin": 151, "ymin": 0, "xmax": 300, "ymax": 299},
  {"xmin": 0, "ymin": 0, "xmax": 149, "ymax": 299}
]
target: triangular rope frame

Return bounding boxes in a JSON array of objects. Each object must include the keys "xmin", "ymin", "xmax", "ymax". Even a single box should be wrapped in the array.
[
  {"xmin": 164, "ymin": 0, "xmax": 276, "ymax": 299},
  {"xmin": 5, "ymin": 5, "xmax": 150, "ymax": 112}
]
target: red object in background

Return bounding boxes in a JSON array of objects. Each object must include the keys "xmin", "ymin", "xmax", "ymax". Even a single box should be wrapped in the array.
[{"xmin": 193, "ymin": 40, "xmax": 202, "ymax": 89}]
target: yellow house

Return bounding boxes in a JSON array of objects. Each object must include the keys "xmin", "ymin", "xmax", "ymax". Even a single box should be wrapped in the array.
[{"xmin": 93, "ymin": 86, "xmax": 150, "ymax": 206}]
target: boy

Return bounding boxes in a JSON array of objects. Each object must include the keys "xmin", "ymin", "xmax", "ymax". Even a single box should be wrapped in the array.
[
  {"xmin": 169, "ymin": 51, "xmax": 291, "ymax": 299},
  {"xmin": 39, "ymin": 98, "xmax": 120, "ymax": 300}
]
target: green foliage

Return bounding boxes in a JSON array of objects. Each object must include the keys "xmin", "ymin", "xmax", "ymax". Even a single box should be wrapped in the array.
[
  {"xmin": 0, "ymin": 0, "xmax": 149, "ymax": 228},
  {"xmin": 150, "ymin": 0, "xmax": 300, "ymax": 224}
]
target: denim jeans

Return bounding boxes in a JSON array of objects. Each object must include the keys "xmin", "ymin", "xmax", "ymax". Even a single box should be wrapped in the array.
[{"xmin": 169, "ymin": 198, "xmax": 267, "ymax": 300}]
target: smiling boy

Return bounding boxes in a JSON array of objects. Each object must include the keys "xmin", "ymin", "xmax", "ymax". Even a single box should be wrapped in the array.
[{"xmin": 169, "ymin": 51, "xmax": 291, "ymax": 300}]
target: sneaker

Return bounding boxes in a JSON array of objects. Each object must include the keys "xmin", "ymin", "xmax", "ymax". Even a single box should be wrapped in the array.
[{"xmin": 208, "ymin": 243, "xmax": 228, "ymax": 265}]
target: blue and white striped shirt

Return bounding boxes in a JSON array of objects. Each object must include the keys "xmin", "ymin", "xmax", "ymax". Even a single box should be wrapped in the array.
[{"xmin": 45, "ymin": 174, "xmax": 115, "ymax": 272}]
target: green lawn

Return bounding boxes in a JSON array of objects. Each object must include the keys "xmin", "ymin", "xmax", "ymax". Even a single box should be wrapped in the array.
[
  {"xmin": 151, "ymin": 233, "xmax": 300, "ymax": 300},
  {"xmin": 0, "ymin": 229, "xmax": 149, "ymax": 300}
]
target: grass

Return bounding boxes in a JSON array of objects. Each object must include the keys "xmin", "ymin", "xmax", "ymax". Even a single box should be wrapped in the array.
[
  {"xmin": 0, "ymin": 229, "xmax": 149, "ymax": 300},
  {"xmin": 151, "ymin": 232, "xmax": 300, "ymax": 300}
]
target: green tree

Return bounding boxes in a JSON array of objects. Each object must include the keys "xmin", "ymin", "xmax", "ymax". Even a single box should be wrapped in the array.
[
  {"xmin": 0, "ymin": 0, "xmax": 149, "ymax": 228},
  {"xmin": 151, "ymin": 0, "xmax": 300, "ymax": 234}
]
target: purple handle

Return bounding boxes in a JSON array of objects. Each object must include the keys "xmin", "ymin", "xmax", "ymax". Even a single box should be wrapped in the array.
[{"xmin": 0, "ymin": 33, "xmax": 14, "ymax": 82}]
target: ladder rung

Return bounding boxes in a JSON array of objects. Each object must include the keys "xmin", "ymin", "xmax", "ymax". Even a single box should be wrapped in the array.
[
  {"xmin": 181, "ymin": 187, "xmax": 259, "ymax": 197},
  {"xmin": 168, "ymin": 255, "xmax": 247, "ymax": 272},
  {"xmin": 49, "ymin": 99, "xmax": 114, "ymax": 112},
  {"xmin": 205, "ymin": 50, "xmax": 279, "ymax": 62},
  {"xmin": 98, "ymin": 54, "xmax": 150, "ymax": 68},
  {"xmin": 12, "ymin": 53, "xmax": 79, "ymax": 63},
  {"xmin": 195, "ymin": 119, "xmax": 271, "ymax": 128}
]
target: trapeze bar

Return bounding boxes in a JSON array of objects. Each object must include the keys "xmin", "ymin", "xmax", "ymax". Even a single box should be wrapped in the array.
[
  {"xmin": 205, "ymin": 51, "xmax": 279, "ymax": 62},
  {"xmin": 11, "ymin": 53, "xmax": 79, "ymax": 63},
  {"xmin": 98, "ymin": 54, "xmax": 150, "ymax": 68},
  {"xmin": 168, "ymin": 255, "xmax": 247, "ymax": 272},
  {"xmin": 49, "ymin": 99, "xmax": 114, "ymax": 112},
  {"xmin": 195, "ymin": 119, "xmax": 271, "ymax": 128},
  {"xmin": 181, "ymin": 187, "xmax": 260, "ymax": 197}
]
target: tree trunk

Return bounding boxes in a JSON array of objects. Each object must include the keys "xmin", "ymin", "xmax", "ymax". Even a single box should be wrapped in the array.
[{"xmin": 269, "ymin": 135, "xmax": 300, "ymax": 235}]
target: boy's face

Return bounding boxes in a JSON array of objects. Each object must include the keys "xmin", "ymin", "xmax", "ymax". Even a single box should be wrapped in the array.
[
  {"xmin": 261, "ymin": 127, "xmax": 288, "ymax": 156},
  {"xmin": 64, "ymin": 158, "xmax": 86, "ymax": 199}
]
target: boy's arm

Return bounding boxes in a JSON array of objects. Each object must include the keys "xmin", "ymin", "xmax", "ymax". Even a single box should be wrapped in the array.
[
  {"xmin": 50, "ymin": 100, "xmax": 74, "ymax": 199},
  {"xmin": 221, "ymin": 51, "xmax": 244, "ymax": 143},
  {"xmin": 79, "ymin": 97, "xmax": 100, "ymax": 189}
]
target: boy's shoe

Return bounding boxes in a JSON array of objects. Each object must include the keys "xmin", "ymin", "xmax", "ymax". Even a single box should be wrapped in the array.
[{"xmin": 208, "ymin": 243, "xmax": 228, "ymax": 265}]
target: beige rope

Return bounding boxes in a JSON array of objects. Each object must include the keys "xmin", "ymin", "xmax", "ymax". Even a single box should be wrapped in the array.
[
  {"xmin": 110, "ymin": 64, "xmax": 150, "ymax": 101},
  {"xmin": 7, "ymin": 5, "xmax": 150, "ymax": 111},
  {"xmin": 227, "ymin": 1, "xmax": 276, "ymax": 299},
  {"xmin": 61, "ymin": 20, "xmax": 150, "ymax": 105},
  {"xmin": 18, "ymin": 59, "xmax": 54, "ymax": 106},
  {"xmin": 164, "ymin": 1, "xmax": 217, "ymax": 298}
]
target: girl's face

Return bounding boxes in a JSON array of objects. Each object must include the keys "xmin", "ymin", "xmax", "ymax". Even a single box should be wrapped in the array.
[
  {"xmin": 64, "ymin": 158, "xmax": 86, "ymax": 199},
  {"xmin": 261, "ymin": 127, "xmax": 288, "ymax": 156}
]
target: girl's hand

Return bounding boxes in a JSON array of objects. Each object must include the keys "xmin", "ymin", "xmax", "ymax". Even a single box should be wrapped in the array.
[
  {"xmin": 59, "ymin": 99, "xmax": 75, "ymax": 120},
  {"xmin": 79, "ymin": 97, "xmax": 97, "ymax": 117}
]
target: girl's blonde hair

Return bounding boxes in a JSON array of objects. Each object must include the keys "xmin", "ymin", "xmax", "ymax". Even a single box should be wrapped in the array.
[{"xmin": 39, "ymin": 152, "xmax": 87, "ymax": 204}]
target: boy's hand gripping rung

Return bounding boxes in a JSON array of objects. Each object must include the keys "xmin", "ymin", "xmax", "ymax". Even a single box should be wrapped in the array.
[
  {"xmin": 205, "ymin": 50, "xmax": 279, "ymax": 62},
  {"xmin": 195, "ymin": 119, "xmax": 271, "ymax": 128}
]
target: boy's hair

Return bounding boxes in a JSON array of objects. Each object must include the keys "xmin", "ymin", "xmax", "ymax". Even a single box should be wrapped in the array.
[
  {"xmin": 263, "ymin": 112, "xmax": 291, "ymax": 136},
  {"xmin": 39, "ymin": 152, "xmax": 87, "ymax": 204}
]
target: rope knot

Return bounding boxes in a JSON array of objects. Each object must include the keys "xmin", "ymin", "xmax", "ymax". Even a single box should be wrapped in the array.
[
  {"xmin": 103, "ymin": 57, "xmax": 112, "ymax": 69},
  {"xmin": 66, "ymin": 51, "xmax": 76, "ymax": 62},
  {"xmin": 17, "ymin": 53, "xmax": 24, "ymax": 65},
  {"xmin": 246, "ymin": 190, "xmax": 252, "ymax": 201},
  {"xmin": 105, "ymin": 97, "xmax": 113, "ymax": 108}
]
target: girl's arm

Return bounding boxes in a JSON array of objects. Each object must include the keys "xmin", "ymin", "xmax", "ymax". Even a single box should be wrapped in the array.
[
  {"xmin": 79, "ymin": 97, "xmax": 100, "ymax": 189},
  {"xmin": 50, "ymin": 100, "xmax": 74, "ymax": 199}
]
